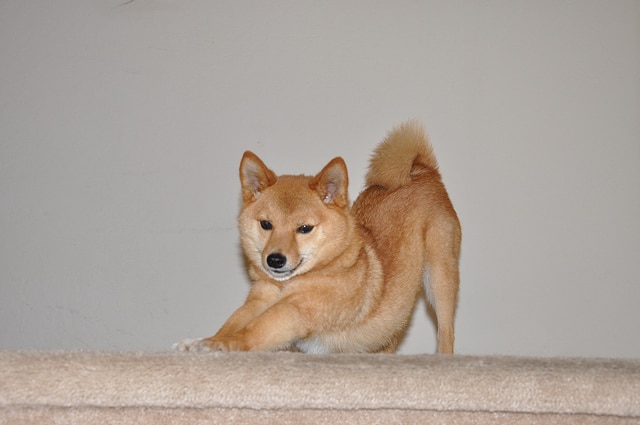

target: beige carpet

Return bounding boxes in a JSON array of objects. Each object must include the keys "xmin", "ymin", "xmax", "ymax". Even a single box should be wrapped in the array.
[{"xmin": 1, "ymin": 350, "xmax": 639, "ymax": 424}]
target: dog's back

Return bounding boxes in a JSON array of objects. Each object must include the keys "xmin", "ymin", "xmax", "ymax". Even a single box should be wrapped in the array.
[{"xmin": 352, "ymin": 121, "xmax": 461, "ymax": 353}]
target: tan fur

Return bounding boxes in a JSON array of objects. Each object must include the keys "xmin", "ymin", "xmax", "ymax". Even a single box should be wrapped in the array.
[{"xmin": 175, "ymin": 121, "xmax": 461, "ymax": 354}]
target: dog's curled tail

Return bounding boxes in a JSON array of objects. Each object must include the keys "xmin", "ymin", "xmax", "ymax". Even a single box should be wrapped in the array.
[{"xmin": 365, "ymin": 120, "xmax": 439, "ymax": 190}]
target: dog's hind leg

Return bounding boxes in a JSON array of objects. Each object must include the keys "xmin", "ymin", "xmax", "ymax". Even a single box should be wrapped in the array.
[{"xmin": 425, "ymin": 219, "xmax": 461, "ymax": 354}]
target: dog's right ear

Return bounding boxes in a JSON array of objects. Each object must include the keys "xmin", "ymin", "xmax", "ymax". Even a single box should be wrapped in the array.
[{"xmin": 239, "ymin": 151, "xmax": 277, "ymax": 203}]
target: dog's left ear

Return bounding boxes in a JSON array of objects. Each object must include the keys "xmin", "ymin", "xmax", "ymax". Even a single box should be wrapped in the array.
[{"xmin": 310, "ymin": 157, "xmax": 349, "ymax": 208}]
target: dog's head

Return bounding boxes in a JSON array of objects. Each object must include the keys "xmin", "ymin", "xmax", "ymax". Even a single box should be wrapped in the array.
[{"xmin": 237, "ymin": 151, "xmax": 353, "ymax": 282}]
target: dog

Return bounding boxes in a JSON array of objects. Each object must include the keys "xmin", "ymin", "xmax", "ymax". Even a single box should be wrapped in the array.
[{"xmin": 175, "ymin": 121, "xmax": 461, "ymax": 354}]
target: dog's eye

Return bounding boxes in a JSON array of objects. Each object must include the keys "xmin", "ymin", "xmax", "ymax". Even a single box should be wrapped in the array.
[
  {"xmin": 260, "ymin": 220, "xmax": 273, "ymax": 230},
  {"xmin": 297, "ymin": 225, "xmax": 314, "ymax": 234}
]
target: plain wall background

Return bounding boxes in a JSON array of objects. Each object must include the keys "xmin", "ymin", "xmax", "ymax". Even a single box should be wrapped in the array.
[{"xmin": 1, "ymin": 0, "xmax": 639, "ymax": 357}]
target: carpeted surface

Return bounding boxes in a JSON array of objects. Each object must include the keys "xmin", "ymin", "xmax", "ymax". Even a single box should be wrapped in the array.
[{"xmin": 1, "ymin": 351, "xmax": 639, "ymax": 424}]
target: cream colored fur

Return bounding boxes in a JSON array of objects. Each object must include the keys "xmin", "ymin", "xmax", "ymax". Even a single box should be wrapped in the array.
[{"xmin": 176, "ymin": 121, "xmax": 461, "ymax": 354}]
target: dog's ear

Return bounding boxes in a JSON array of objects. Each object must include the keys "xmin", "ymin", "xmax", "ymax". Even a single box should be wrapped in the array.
[
  {"xmin": 310, "ymin": 157, "xmax": 349, "ymax": 208},
  {"xmin": 239, "ymin": 151, "xmax": 277, "ymax": 203}
]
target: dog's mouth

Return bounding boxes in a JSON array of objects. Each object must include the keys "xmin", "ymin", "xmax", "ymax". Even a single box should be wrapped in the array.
[{"xmin": 265, "ymin": 259, "xmax": 304, "ymax": 282}]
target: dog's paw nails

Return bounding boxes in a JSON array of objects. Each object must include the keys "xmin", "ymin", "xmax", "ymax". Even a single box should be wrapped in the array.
[
  {"xmin": 174, "ymin": 337, "xmax": 231, "ymax": 352},
  {"xmin": 172, "ymin": 338, "xmax": 195, "ymax": 352},
  {"xmin": 173, "ymin": 338, "xmax": 208, "ymax": 352}
]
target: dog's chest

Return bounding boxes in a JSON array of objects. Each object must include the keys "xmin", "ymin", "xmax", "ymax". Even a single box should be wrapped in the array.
[{"xmin": 295, "ymin": 337, "xmax": 332, "ymax": 354}]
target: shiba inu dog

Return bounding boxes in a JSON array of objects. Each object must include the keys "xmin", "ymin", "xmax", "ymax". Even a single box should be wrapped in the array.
[{"xmin": 175, "ymin": 121, "xmax": 461, "ymax": 354}]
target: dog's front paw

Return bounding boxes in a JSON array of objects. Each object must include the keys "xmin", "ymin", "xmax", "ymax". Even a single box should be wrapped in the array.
[
  {"xmin": 174, "ymin": 337, "xmax": 243, "ymax": 352},
  {"xmin": 173, "ymin": 338, "xmax": 219, "ymax": 352}
]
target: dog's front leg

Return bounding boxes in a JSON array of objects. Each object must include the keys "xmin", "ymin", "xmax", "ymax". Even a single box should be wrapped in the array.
[
  {"xmin": 213, "ymin": 298, "xmax": 271, "ymax": 338},
  {"xmin": 174, "ymin": 282, "xmax": 280, "ymax": 352},
  {"xmin": 196, "ymin": 301, "xmax": 308, "ymax": 352},
  {"xmin": 174, "ymin": 300, "xmax": 271, "ymax": 352}
]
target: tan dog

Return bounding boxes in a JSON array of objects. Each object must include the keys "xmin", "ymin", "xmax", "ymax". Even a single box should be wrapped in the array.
[{"xmin": 175, "ymin": 121, "xmax": 461, "ymax": 354}]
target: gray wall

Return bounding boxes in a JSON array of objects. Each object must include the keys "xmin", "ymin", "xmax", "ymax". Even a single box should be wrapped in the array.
[{"xmin": 1, "ymin": 1, "xmax": 639, "ymax": 357}]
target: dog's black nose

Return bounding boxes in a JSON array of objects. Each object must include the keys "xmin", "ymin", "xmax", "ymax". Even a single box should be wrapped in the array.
[{"xmin": 266, "ymin": 253, "xmax": 287, "ymax": 269}]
